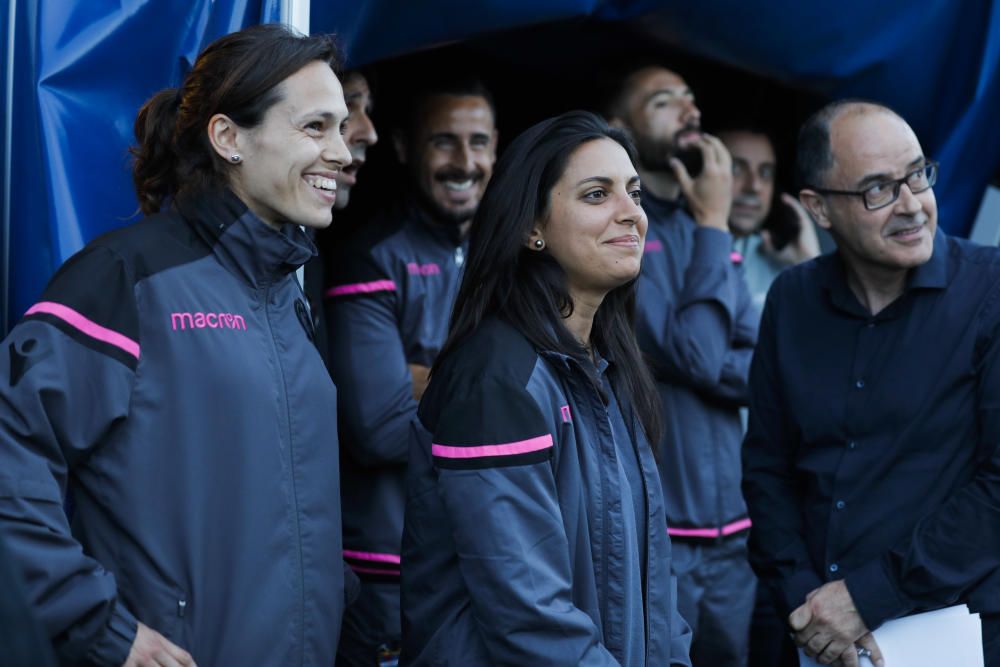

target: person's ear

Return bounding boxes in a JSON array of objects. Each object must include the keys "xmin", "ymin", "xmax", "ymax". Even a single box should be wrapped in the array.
[
  {"xmin": 527, "ymin": 225, "xmax": 546, "ymax": 251},
  {"xmin": 798, "ymin": 189, "xmax": 831, "ymax": 230},
  {"xmin": 207, "ymin": 114, "xmax": 244, "ymax": 164}
]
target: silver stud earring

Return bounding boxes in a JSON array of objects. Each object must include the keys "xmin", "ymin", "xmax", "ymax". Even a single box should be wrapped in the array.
[
  {"xmin": 229, "ymin": 154, "xmax": 242, "ymax": 164},
  {"xmin": 534, "ymin": 239, "xmax": 545, "ymax": 250}
]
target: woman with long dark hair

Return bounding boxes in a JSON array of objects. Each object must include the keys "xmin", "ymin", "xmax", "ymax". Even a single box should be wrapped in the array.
[
  {"xmin": 0, "ymin": 24, "xmax": 351, "ymax": 665},
  {"xmin": 401, "ymin": 111, "xmax": 693, "ymax": 665}
]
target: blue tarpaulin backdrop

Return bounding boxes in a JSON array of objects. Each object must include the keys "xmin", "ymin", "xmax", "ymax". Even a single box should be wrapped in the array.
[{"xmin": 4, "ymin": 0, "xmax": 1000, "ymax": 331}]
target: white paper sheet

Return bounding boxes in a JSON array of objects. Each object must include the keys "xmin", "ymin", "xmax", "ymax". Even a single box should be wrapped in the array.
[{"xmin": 797, "ymin": 604, "xmax": 984, "ymax": 667}]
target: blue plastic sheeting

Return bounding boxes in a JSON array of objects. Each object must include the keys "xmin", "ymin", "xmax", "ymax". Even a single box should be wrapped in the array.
[
  {"xmin": 317, "ymin": 0, "xmax": 1000, "ymax": 235},
  {"xmin": 2, "ymin": 0, "xmax": 279, "ymax": 332},
  {"xmin": 5, "ymin": 1, "xmax": 1000, "ymax": 330}
]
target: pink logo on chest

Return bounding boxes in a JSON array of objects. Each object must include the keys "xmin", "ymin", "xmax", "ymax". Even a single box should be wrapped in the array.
[
  {"xmin": 560, "ymin": 405, "xmax": 572, "ymax": 423},
  {"xmin": 170, "ymin": 312, "xmax": 247, "ymax": 331},
  {"xmin": 644, "ymin": 239, "xmax": 664, "ymax": 253},
  {"xmin": 407, "ymin": 262, "xmax": 441, "ymax": 276}
]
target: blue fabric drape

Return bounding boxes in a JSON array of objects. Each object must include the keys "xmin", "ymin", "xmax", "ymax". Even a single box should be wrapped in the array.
[
  {"xmin": 3, "ymin": 0, "xmax": 278, "ymax": 332},
  {"xmin": 5, "ymin": 0, "xmax": 1000, "ymax": 330}
]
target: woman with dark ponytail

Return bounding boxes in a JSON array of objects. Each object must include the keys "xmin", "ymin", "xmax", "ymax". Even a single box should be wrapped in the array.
[
  {"xmin": 401, "ymin": 111, "xmax": 693, "ymax": 666},
  {"xmin": 0, "ymin": 24, "xmax": 352, "ymax": 666}
]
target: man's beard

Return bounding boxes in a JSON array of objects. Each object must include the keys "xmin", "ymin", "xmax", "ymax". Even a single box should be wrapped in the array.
[
  {"xmin": 635, "ymin": 125, "xmax": 704, "ymax": 178},
  {"xmin": 417, "ymin": 167, "xmax": 484, "ymax": 226},
  {"xmin": 418, "ymin": 195, "xmax": 476, "ymax": 226}
]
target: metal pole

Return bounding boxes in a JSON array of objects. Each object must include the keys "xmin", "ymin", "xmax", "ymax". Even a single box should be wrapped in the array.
[{"xmin": 2, "ymin": 0, "xmax": 17, "ymax": 335}]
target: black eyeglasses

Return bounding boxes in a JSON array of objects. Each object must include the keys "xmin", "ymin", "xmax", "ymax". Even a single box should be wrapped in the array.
[{"xmin": 807, "ymin": 160, "xmax": 938, "ymax": 210}]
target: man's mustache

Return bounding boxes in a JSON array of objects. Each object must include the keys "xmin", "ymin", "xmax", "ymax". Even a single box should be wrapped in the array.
[
  {"xmin": 434, "ymin": 169, "xmax": 484, "ymax": 183},
  {"xmin": 734, "ymin": 194, "xmax": 763, "ymax": 208}
]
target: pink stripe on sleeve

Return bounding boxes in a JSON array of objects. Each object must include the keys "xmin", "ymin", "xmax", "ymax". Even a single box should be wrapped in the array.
[
  {"xmin": 26, "ymin": 301, "xmax": 139, "ymax": 359},
  {"xmin": 667, "ymin": 526, "xmax": 721, "ymax": 538},
  {"xmin": 668, "ymin": 517, "xmax": 752, "ymax": 538},
  {"xmin": 432, "ymin": 434, "xmax": 553, "ymax": 459},
  {"xmin": 325, "ymin": 280, "xmax": 397, "ymax": 298},
  {"xmin": 720, "ymin": 517, "xmax": 752, "ymax": 535},
  {"xmin": 343, "ymin": 550, "xmax": 401, "ymax": 564},
  {"xmin": 730, "ymin": 251, "xmax": 744, "ymax": 264}
]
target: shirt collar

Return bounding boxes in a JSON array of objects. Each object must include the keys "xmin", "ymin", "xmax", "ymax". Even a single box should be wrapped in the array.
[
  {"xmin": 818, "ymin": 226, "xmax": 951, "ymax": 318},
  {"xmin": 906, "ymin": 226, "xmax": 950, "ymax": 290}
]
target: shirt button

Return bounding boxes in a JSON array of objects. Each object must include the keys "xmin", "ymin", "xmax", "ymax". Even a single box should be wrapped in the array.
[
  {"xmin": 867, "ymin": 322, "xmax": 876, "ymax": 328},
  {"xmin": 855, "ymin": 379, "xmax": 865, "ymax": 389},
  {"xmin": 835, "ymin": 500, "xmax": 846, "ymax": 510},
  {"xmin": 829, "ymin": 563, "xmax": 839, "ymax": 573},
  {"xmin": 848, "ymin": 441, "xmax": 857, "ymax": 450}
]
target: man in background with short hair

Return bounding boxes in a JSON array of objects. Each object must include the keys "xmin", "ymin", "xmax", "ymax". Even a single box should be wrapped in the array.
[
  {"xmin": 607, "ymin": 65, "xmax": 758, "ymax": 667},
  {"xmin": 719, "ymin": 128, "xmax": 821, "ymax": 314},
  {"xmin": 324, "ymin": 77, "xmax": 498, "ymax": 667}
]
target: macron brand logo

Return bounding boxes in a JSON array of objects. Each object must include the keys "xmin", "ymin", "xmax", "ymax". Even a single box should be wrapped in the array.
[
  {"xmin": 170, "ymin": 311, "xmax": 248, "ymax": 331},
  {"xmin": 407, "ymin": 262, "xmax": 441, "ymax": 276}
]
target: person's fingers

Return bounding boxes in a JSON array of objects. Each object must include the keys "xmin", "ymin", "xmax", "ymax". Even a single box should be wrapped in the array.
[
  {"xmin": 152, "ymin": 650, "xmax": 183, "ymax": 667},
  {"xmin": 668, "ymin": 158, "xmax": 694, "ymax": 196},
  {"xmin": 805, "ymin": 631, "xmax": 833, "ymax": 658},
  {"xmin": 818, "ymin": 637, "xmax": 851, "ymax": 665},
  {"xmin": 835, "ymin": 644, "xmax": 861, "ymax": 667},
  {"xmin": 164, "ymin": 642, "xmax": 196, "ymax": 667},
  {"xmin": 789, "ymin": 604, "xmax": 812, "ymax": 631},
  {"xmin": 857, "ymin": 633, "xmax": 885, "ymax": 667},
  {"xmin": 700, "ymin": 133, "xmax": 730, "ymax": 167}
]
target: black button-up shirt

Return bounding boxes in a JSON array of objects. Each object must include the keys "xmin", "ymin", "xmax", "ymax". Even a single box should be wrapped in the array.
[{"xmin": 743, "ymin": 229, "xmax": 1000, "ymax": 631}]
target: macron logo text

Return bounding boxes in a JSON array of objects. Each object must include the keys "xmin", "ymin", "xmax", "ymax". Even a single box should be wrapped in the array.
[{"xmin": 171, "ymin": 311, "xmax": 248, "ymax": 331}]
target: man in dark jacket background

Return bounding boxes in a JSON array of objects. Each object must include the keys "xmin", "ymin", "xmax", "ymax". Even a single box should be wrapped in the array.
[
  {"xmin": 324, "ymin": 76, "xmax": 498, "ymax": 667},
  {"xmin": 606, "ymin": 64, "xmax": 759, "ymax": 667}
]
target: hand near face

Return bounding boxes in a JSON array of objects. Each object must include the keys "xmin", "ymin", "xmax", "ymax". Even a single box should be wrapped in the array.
[
  {"xmin": 760, "ymin": 193, "xmax": 822, "ymax": 266},
  {"xmin": 668, "ymin": 133, "xmax": 732, "ymax": 232},
  {"xmin": 123, "ymin": 623, "xmax": 197, "ymax": 667},
  {"xmin": 788, "ymin": 580, "xmax": 884, "ymax": 667}
]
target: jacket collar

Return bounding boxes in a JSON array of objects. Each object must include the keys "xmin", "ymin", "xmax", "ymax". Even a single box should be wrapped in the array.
[
  {"xmin": 407, "ymin": 199, "xmax": 467, "ymax": 247},
  {"xmin": 174, "ymin": 186, "xmax": 316, "ymax": 288},
  {"xmin": 640, "ymin": 189, "xmax": 686, "ymax": 221}
]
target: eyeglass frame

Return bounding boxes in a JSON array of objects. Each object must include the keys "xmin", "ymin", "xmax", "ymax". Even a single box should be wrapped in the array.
[{"xmin": 804, "ymin": 160, "xmax": 939, "ymax": 211}]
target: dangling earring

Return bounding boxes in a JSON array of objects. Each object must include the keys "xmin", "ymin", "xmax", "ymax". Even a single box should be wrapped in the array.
[
  {"xmin": 533, "ymin": 239, "xmax": 545, "ymax": 250},
  {"xmin": 229, "ymin": 154, "xmax": 242, "ymax": 164}
]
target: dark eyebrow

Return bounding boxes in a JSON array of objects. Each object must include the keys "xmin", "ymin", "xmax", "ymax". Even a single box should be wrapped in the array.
[
  {"xmin": 855, "ymin": 156, "xmax": 926, "ymax": 189},
  {"xmin": 576, "ymin": 176, "xmax": 614, "ymax": 187},
  {"xmin": 576, "ymin": 176, "xmax": 641, "ymax": 188},
  {"xmin": 628, "ymin": 175, "xmax": 641, "ymax": 187}
]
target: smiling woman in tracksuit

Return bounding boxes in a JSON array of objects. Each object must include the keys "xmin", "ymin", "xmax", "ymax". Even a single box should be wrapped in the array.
[
  {"xmin": 401, "ymin": 111, "xmax": 693, "ymax": 666},
  {"xmin": 0, "ymin": 26, "xmax": 353, "ymax": 665}
]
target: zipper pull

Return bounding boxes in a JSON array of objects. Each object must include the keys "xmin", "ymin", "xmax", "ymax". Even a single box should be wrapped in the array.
[
  {"xmin": 454, "ymin": 246, "xmax": 464, "ymax": 267},
  {"xmin": 177, "ymin": 599, "xmax": 187, "ymax": 618}
]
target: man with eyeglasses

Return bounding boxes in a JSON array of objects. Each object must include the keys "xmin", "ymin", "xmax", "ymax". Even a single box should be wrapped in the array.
[{"xmin": 743, "ymin": 99, "xmax": 1000, "ymax": 667}]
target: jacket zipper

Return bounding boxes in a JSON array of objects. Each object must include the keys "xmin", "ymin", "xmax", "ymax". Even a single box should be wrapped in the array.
[{"xmin": 263, "ymin": 285, "xmax": 307, "ymax": 666}]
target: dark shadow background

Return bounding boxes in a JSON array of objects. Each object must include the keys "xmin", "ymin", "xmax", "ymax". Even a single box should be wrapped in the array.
[{"xmin": 324, "ymin": 17, "xmax": 827, "ymax": 249}]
